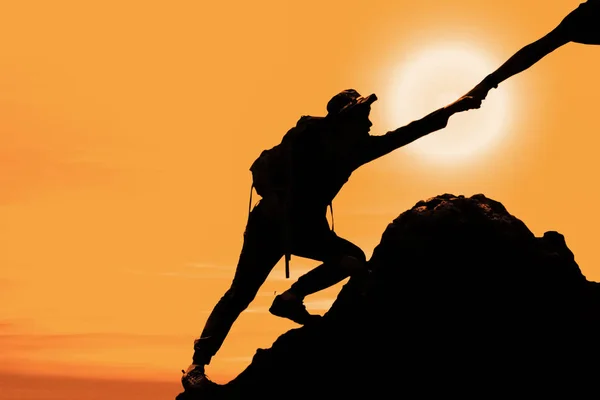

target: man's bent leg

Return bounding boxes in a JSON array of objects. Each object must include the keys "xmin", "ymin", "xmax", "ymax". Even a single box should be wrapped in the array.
[
  {"xmin": 290, "ymin": 234, "xmax": 367, "ymax": 298},
  {"xmin": 190, "ymin": 205, "xmax": 283, "ymax": 367},
  {"xmin": 269, "ymin": 231, "xmax": 367, "ymax": 324}
]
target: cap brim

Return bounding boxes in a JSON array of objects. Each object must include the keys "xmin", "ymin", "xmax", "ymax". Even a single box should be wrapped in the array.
[
  {"xmin": 339, "ymin": 93, "xmax": 378, "ymax": 115},
  {"xmin": 357, "ymin": 93, "xmax": 378, "ymax": 107}
]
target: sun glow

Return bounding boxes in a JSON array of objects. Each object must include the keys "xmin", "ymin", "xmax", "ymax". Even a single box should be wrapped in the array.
[{"xmin": 385, "ymin": 44, "xmax": 512, "ymax": 165}]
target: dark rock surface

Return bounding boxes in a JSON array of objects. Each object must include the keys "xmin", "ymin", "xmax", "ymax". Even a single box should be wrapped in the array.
[{"xmin": 179, "ymin": 194, "xmax": 600, "ymax": 399}]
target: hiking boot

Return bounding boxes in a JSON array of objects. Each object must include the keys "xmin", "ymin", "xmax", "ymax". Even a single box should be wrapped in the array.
[
  {"xmin": 181, "ymin": 364, "xmax": 217, "ymax": 392},
  {"xmin": 269, "ymin": 293, "xmax": 322, "ymax": 325}
]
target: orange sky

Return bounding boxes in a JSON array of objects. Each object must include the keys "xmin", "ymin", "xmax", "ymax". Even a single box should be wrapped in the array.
[{"xmin": 1, "ymin": 0, "xmax": 599, "ymax": 398}]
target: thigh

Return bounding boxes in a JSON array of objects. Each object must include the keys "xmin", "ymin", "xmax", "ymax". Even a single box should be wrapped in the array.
[
  {"xmin": 231, "ymin": 203, "xmax": 284, "ymax": 289},
  {"xmin": 292, "ymin": 227, "xmax": 365, "ymax": 265}
]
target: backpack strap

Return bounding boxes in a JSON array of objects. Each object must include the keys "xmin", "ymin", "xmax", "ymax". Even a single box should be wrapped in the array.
[
  {"xmin": 329, "ymin": 202, "xmax": 334, "ymax": 232},
  {"xmin": 283, "ymin": 144, "xmax": 293, "ymax": 279},
  {"xmin": 248, "ymin": 182, "xmax": 254, "ymax": 223}
]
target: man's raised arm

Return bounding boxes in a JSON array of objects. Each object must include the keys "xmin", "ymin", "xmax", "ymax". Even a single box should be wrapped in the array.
[{"xmin": 355, "ymin": 95, "xmax": 481, "ymax": 166}]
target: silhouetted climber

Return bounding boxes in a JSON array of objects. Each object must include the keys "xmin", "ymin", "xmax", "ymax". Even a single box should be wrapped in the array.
[
  {"xmin": 180, "ymin": 89, "xmax": 481, "ymax": 393},
  {"xmin": 466, "ymin": 0, "xmax": 600, "ymax": 100}
]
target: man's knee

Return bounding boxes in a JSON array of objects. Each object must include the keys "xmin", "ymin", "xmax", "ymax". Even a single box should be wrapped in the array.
[{"xmin": 340, "ymin": 253, "xmax": 367, "ymax": 275}]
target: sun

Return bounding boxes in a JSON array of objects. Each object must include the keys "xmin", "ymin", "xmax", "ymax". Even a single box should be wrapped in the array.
[{"xmin": 384, "ymin": 44, "xmax": 512, "ymax": 165}]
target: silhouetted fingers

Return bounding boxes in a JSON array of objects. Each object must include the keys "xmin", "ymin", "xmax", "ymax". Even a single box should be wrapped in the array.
[
  {"xmin": 468, "ymin": 96, "xmax": 482, "ymax": 110},
  {"xmin": 465, "ymin": 86, "xmax": 488, "ymax": 102}
]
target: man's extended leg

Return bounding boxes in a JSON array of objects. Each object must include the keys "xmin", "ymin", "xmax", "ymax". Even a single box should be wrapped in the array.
[
  {"xmin": 182, "ymin": 203, "xmax": 283, "ymax": 390},
  {"xmin": 269, "ymin": 228, "xmax": 367, "ymax": 324}
]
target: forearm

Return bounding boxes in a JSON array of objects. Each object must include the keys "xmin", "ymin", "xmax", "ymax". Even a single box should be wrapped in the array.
[
  {"xmin": 357, "ymin": 107, "xmax": 450, "ymax": 165},
  {"xmin": 486, "ymin": 30, "xmax": 569, "ymax": 87}
]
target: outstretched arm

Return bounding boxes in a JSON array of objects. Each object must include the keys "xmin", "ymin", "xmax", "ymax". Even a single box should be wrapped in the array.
[
  {"xmin": 467, "ymin": 26, "xmax": 570, "ymax": 100},
  {"xmin": 354, "ymin": 95, "xmax": 481, "ymax": 167},
  {"xmin": 491, "ymin": 30, "xmax": 569, "ymax": 85}
]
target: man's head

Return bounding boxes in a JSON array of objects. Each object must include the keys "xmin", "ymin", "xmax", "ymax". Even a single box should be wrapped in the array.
[{"xmin": 326, "ymin": 89, "xmax": 377, "ymax": 136}]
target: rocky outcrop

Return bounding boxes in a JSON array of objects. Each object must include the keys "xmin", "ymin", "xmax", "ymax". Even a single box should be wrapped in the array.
[{"xmin": 179, "ymin": 194, "xmax": 600, "ymax": 399}]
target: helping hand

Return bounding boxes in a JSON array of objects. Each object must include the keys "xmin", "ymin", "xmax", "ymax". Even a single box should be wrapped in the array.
[
  {"xmin": 465, "ymin": 84, "xmax": 491, "ymax": 102},
  {"xmin": 444, "ymin": 95, "xmax": 482, "ymax": 114},
  {"xmin": 464, "ymin": 76, "xmax": 498, "ymax": 102}
]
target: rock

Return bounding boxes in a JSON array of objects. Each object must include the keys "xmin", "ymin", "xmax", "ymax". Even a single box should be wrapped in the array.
[{"xmin": 179, "ymin": 194, "xmax": 600, "ymax": 399}]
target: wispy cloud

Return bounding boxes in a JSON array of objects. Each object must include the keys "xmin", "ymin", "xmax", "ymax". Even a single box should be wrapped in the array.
[
  {"xmin": 0, "ymin": 318, "xmax": 36, "ymax": 334},
  {"xmin": 122, "ymin": 262, "xmax": 234, "ymax": 280},
  {"xmin": 184, "ymin": 262, "xmax": 233, "ymax": 272},
  {"xmin": 222, "ymin": 356, "xmax": 252, "ymax": 363},
  {"xmin": 0, "ymin": 147, "xmax": 116, "ymax": 205},
  {"xmin": 122, "ymin": 262, "xmax": 337, "ymax": 285},
  {"xmin": 304, "ymin": 298, "xmax": 335, "ymax": 310},
  {"xmin": 244, "ymin": 297, "xmax": 335, "ymax": 314},
  {"xmin": 0, "ymin": 321, "xmax": 15, "ymax": 332},
  {"xmin": 244, "ymin": 307, "xmax": 269, "ymax": 313},
  {"xmin": 257, "ymin": 291, "xmax": 279, "ymax": 297},
  {"xmin": 266, "ymin": 267, "xmax": 321, "ymax": 281},
  {"xmin": 0, "ymin": 371, "xmax": 179, "ymax": 399},
  {"xmin": 0, "ymin": 332, "xmax": 189, "ymax": 352}
]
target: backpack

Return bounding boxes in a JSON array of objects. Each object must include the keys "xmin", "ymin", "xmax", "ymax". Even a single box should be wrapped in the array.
[
  {"xmin": 249, "ymin": 115, "xmax": 325, "ymax": 204},
  {"xmin": 248, "ymin": 115, "xmax": 335, "ymax": 278}
]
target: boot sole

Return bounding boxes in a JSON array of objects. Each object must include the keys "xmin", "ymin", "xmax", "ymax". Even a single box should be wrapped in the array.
[{"xmin": 269, "ymin": 303, "xmax": 322, "ymax": 325}]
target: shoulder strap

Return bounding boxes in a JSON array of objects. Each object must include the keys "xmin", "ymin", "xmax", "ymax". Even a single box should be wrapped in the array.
[
  {"xmin": 248, "ymin": 182, "xmax": 254, "ymax": 224},
  {"xmin": 329, "ymin": 202, "xmax": 334, "ymax": 232}
]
